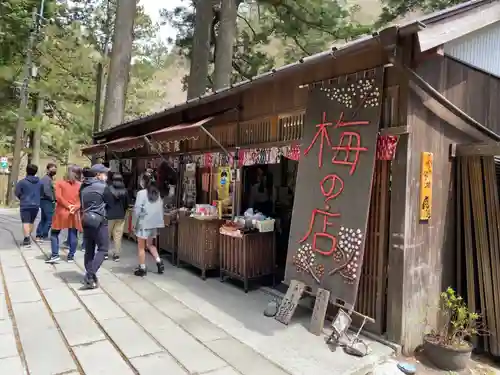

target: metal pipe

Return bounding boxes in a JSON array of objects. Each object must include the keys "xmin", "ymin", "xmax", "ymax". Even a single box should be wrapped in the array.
[{"xmin": 199, "ymin": 125, "xmax": 230, "ymax": 156}]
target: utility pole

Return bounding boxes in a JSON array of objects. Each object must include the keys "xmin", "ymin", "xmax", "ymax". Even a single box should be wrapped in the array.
[{"xmin": 7, "ymin": 8, "xmax": 37, "ymax": 205}]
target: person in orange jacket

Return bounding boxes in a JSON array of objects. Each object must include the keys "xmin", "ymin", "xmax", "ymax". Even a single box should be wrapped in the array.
[{"xmin": 46, "ymin": 165, "xmax": 82, "ymax": 263}]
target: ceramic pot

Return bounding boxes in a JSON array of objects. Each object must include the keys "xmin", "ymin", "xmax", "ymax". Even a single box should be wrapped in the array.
[{"xmin": 423, "ymin": 334, "xmax": 472, "ymax": 371}]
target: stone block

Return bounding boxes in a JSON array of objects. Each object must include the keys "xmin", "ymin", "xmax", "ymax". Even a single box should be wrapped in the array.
[
  {"xmin": 2, "ymin": 266, "xmax": 31, "ymax": 283},
  {"xmin": 102, "ymin": 281, "xmax": 143, "ymax": 304},
  {"xmin": 43, "ymin": 287, "xmax": 82, "ymax": 313},
  {"xmin": 0, "ymin": 356, "xmax": 26, "ymax": 374},
  {"xmin": 80, "ymin": 294, "xmax": 127, "ymax": 321},
  {"xmin": 130, "ymin": 352, "xmax": 188, "ymax": 375},
  {"xmin": 12, "ymin": 301, "xmax": 55, "ymax": 335},
  {"xmin": 0, "ymin": 332, "xmax": 18, "ymax": 359},
  {"xmin": 73, "ymin": 339, "xmax": 135, "ymax": 375},
  {"xmin": 100, "ymin": 317, "xmax": 162, "ymax": 358},
  {"xmin": 20, "ymin": 327, "xmax": 76, "ymax": 375},
  {"xmin": 55, "ymin": 309, "xmax": 105, "ymax": 347},
  {"xmin": 7, "ymin": 281, "xmax": 41, "ymax": 303},
  {"xmin": 152, "ymin": 322, "xmax": 227, "ymax": 374},
  {"xmin": 206, "ymin": 338, "xmax": 289, "ymax": 375}
]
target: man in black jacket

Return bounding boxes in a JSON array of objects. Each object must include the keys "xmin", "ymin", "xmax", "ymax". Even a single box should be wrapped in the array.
[
  {"xmin": 80, "ymin": 164, "xmax": 110, "ymax": 289},
  {"xmin": 36, "ymin": 163, "xmax": 57, "ymax": 242}
]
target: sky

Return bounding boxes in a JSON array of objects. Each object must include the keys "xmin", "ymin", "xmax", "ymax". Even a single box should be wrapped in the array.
[{"xmin": 140, "ymin": 0, "xmax": 184, "ymax": 43}]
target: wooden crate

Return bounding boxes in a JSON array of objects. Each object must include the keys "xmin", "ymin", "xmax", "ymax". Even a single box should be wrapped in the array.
[
  {"xmin": 177, "ymin": 217, "xmax": 223, "ymax": 279},
  {"xmin": 219, "ymin": 231, "xmax": 275, "ymax": 292}
]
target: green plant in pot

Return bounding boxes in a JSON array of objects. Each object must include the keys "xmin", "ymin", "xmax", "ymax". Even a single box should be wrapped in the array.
[{"xmin": 423, "ymin": 287, "xmax": 486, "ymax": 371}]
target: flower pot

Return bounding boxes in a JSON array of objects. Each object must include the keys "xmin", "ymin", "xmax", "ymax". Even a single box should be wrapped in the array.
[{"xmin": 423, "ymin": 334, "xmax": 472, "ymax": 371}]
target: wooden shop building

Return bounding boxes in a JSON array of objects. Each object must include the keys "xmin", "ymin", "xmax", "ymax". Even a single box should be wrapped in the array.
[{"xmin": 82, "ymin": 0, "xmax": 500, "ymax": 355}]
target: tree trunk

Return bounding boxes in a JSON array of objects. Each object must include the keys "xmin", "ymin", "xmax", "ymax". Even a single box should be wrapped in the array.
[
  {"xmin": 187, "ymin": 0, "xmax": 214, "ymax": 100},
  {"xmin": 214, "ymin": 0, "xmax": 237, "ymax": 91},
  {"xmin": 32, "ymin": 96, "xmax": 43, "ymax": 169},
  {"xmin": 101, "ymin": 0, "xmax": 136, "ymax": 130}
]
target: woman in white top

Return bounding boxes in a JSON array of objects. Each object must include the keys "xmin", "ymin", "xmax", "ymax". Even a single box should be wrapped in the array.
[{"xmin": 133, "ymin": 172, "xmax": 165, "ymax": 276}]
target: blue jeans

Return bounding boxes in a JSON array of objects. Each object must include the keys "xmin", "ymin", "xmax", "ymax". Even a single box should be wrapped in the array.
[
  {"xmin": 36, "ymin": 200, "xmax": 54, "ymax": 238},
  {"xmin": 51, "ymin": 228, "xmax": 78, "ymax": 257}
]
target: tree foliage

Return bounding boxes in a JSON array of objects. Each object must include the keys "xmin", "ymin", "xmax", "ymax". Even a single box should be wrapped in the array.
[
  {"xmin": 162, "ymin": 0, "xmax": 371, "ymax": 90},
  {"xmin": 0, "ymin": 0, "xmax": 170, "ymax": 162}
]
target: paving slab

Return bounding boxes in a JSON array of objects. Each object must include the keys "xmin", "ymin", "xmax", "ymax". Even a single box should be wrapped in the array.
[
  {"xmin": 12, "ymin": 301, "xmax": 55, "ymax": 335},
  {"xmin": 0, "ymin": 332, "xmax": 18, "ymax": 359},
  {"xmin": 0, "ymin": 318, "xmax": 13, "ymax": 335},
  {"xmin": 152, "ymin": 321, "xmax": 228, "ymax": 374},
  {"xmin": 73, "ymin": 339, "xmax": 135, "ymax": 375},
  {"xmin": 206, "ymin": 337, "xmax": 290, "ymax": 375},
  {"xmin": 0, "ymin": 296, "xmax": 7, "ymax": 320},
  {"xmin": 2, "ymin": 266, "xmax": 32, "ymax": 283},
  {"xmin": 43, "ymin": 286, "xmax": 82, "ymax": 313},
  {"xmin": 100, "ymin": 317, "xmax": 162, "ymax": 358},
  {"xmin": 55, "ymin": 308, "xmax": 106, "ymax": 347},
  {"xmin": 20, "ymin": 327, "xmax": 76, "ymax": 375},
  {"xmin": 0, "ymin": 355, "xmax": 26, "ymax": 374},
  {"xmin": 175, "ymin": 314, "xmax": 229, "ymax": 343},
  {"xmin": 101, "ymin": 280, "xmax": 143, "ymax": 304},
  {"xmin": 120, "ymin": 300, "xmax": 177, "ymax": 331},
  {"xmin": 6, "ymin": 280, "xmax": 41, "ymax": 303},
  {"xmin": 130, "ymin": 352, "xmax": 188, "ymax": 375},
  {"xmin": 80, "ymin": 293, "xmax": 127, "ymax": 321},
  {"xmin": 204, "ymin": 367, "xmax": 243, "ymax": 375}
]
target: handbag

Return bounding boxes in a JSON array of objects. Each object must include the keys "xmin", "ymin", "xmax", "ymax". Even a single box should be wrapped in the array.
[{"xmin": 82, "ymin": 211, "xmax": 104, "ymax": 229}]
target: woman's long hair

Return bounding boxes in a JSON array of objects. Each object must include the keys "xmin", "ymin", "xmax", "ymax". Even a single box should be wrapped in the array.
[
  {"xmin": 141, "ymin": 172, "xmax": 160, "ymax": 203},
  {"xmin": 66, "ymin": 164, "xmax": 82, "ymax": 182},
  {"xmin": 110, "ymin": 173, "xmax": 127, "ymax": 198}
]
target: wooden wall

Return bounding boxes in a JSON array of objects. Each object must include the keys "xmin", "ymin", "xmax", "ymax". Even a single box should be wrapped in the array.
[
  {"xmin": 392, "ymin": 56, "xmax": 483, "ymax": 354},
  {"xmin": 418, "ymin": 55, "xmax": 500, "ymax": 135}
]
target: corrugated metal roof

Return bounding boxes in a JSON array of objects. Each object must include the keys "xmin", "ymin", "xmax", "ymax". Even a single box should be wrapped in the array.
[{"xmin": 444, "ymin": 21, "xmax": 500, "ymax": 78}]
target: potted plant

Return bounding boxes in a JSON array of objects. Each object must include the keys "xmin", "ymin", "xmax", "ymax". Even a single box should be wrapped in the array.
[{"xmin": 423, "ymin": 287, "xmax": 485, "ymax": 371}]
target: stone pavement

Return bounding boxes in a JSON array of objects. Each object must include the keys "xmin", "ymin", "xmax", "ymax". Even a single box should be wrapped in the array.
[{"xmin": 0, "ymin": 209, "xmax": 394, "ymax": 375}]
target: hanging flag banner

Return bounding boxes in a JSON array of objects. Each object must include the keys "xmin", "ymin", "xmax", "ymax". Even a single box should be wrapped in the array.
[{"xmin": 285, "ymin": 68, "xmax": 384, "ymax": 307}]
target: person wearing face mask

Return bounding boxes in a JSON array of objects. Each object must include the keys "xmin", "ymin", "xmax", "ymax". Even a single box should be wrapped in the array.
[
  {"xmin": 46, "ymin": 165, "xmax": 82, "ymax": 263},
  {"xmin": 80, "ymin": 164, "xmax": 111, "ymax": 289},
  {"xmin": 36, "ymin": 163, "xmax": 57, "ymax": 243}
]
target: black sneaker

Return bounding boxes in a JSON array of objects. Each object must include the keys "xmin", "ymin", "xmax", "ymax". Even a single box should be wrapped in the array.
[
  {"xmin": 35, "ymin": 237, "xmax": 43, "ymax": 243},
  {"xmin": 112, "ymin": 254, "xmax": 120, "ymax": 262},
  {"xmin": 157, "ymin": 260, "xmax": 165, "ymax": 274},
  {"xmin": 134, "ymin": 267, "xmax": 147, "ymax": 277},
  {"xmin": 45, "ymin": 255, "xmax": 60, "ymax": 263},
  {"xmin": 81, "ymin": 277, "xmax": 97, "ymax": 290},
  {"xmin": 22, "ymin": 237, "xmax": 31, "ymax": 248},
  {"xmin": 67, "ymin": 255, "xmax": 75, "ymax": 263},
  {"xmin": 104, "ymin": 254, "xmax": 109, "ymax": 260}
]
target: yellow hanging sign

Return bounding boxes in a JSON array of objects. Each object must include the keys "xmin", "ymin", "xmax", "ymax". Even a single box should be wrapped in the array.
[
  {"xmin": 217, "ymin": 167, "xmax": 231, "ymax": 202},
  {"xmin": 419, "ymin": 152, "xmax": 433, "ymax": 221}
]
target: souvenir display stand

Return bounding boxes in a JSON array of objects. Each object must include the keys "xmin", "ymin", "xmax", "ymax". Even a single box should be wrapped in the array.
[{"xmin": 219, "ymin": 227, "xmax": 276, "ymax": 293}]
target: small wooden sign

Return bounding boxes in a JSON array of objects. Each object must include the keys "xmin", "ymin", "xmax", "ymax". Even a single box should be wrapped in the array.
[
  {"xmin": 419, "ymin": 152, "xmax": 433, "ymax": 221},
  {"xmin": 310, "ymin": 288, "xmax": 330, "ymax": 335},
  {"xmin": 275, "ymin": 280, "xmax": 305, "ymax": 325}
]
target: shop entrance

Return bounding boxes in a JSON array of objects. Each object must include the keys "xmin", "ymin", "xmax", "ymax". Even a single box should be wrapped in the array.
[{"xmin": 241, "ymin": 156, "xmax": 298, "ymax": 283}]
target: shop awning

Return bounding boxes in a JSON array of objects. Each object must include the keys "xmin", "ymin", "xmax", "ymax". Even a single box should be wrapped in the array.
[
  {"xmin": 81, "ymin": 136, "xmax": 145, "ymax": 156},
  {"xmin": 146, "ymin": 117, "xmax": 215, "ymax": 143}
]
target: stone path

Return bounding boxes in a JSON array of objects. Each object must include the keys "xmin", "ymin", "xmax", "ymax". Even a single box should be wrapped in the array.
[{"xmin": 0, "ymin": 211, "xmax": 290, "ymax": 375}]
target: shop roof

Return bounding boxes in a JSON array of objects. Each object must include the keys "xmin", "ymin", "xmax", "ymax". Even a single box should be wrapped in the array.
[
  {"xmin": 93, "ymin": 0, "xmax": 498, "ymax": 141},
  {"xmin": 81, "ymin": 136, "xmax": 144, "ymax": 155}
]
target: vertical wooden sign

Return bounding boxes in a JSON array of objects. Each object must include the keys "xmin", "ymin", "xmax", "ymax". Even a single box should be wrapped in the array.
[
  {"xmin": 285, "ymin": 68, "xmax": 384, "ymax": 307},
  {"xmin": 419, "ymin": 152, "xmax": 433, "ymax": 221}
]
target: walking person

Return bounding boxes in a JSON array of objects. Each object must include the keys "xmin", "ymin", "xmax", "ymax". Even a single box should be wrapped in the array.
[
  {"xmin": 15, "ymin": 164, "xmax": 42, "ymax": 248},
  {"xmin": 46, "ymin": 165, "xmax": 82, "ymax": 263},
  {"xmin": 80, "ymin": 164, "xmax": 110, "ymax": 289},
  {"xmin": 133, "ymin": 172, "xmax": 165, "ymax": 277},
  {"xmin": 36, "ymin": 163, "xmax": 57, "ymax": 242},
  {"xmin": 105, "ymin": 173, "xmax": 130, "ymax": 262}
]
